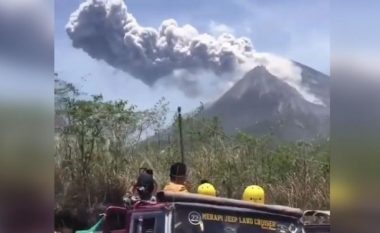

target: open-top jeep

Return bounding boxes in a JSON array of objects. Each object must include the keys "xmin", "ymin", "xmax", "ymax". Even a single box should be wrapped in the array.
[{"xmin": 76, "ymin": 191, "xmax": 329, "ymax": 233}]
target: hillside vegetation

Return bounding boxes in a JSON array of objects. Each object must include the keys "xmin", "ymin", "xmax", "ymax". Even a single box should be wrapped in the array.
[{"xmin": 54, "ymin": 78, "xmax": 329, "ymax": 228}]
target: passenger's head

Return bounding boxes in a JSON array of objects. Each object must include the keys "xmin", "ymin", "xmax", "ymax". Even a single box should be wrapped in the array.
[
  {"xmin": 169, "ymin": 162, "xmax": 187, "ymax": 184},
  {"xmin": 146, "ymin": 169, "xmax": 153, "ymax": 176},
  {"xmin": 136, "ymin": 173, "xmax": 155, "ymax": 200},
  {"xmin": 200, "ymin": 179, "xmax": 209, "ymax": 184}
]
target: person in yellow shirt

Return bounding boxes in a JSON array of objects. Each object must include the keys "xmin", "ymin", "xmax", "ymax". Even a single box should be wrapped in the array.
[{"xmin": 163, "ymin": 162, "xmax": 189, "ymax": 193}]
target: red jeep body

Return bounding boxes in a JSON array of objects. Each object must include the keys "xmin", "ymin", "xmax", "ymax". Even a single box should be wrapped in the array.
[{"xmin": 101, "ymin": 191, "xmax": 328, "ymax": 233}]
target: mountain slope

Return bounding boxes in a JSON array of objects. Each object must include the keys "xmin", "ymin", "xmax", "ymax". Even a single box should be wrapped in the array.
[{"xmin": 202, "ymin": 65, "xmax": 330, "ymax": 141}]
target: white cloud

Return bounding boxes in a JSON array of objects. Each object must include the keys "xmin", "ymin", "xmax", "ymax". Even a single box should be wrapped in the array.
[{"xmin": 209, "ymin": 21, "xmax": 235, "ymax": 36}]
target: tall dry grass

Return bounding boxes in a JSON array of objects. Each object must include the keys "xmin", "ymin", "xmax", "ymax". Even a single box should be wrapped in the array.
[{"xmin": 55, "ymin": 131, "xmax": 329, "ymax": 218}]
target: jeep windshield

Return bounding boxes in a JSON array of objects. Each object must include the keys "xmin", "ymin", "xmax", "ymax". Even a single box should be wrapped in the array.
[{"xmin": 172, "ymin": 203, "xmax": 304, "ymax": 233}]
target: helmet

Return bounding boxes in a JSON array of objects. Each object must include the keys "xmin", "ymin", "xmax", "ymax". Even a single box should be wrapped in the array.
[
  {"xmin": 197, "ymin": 183, "xmax": 216, "ymax": 196},
  {"xmin": 242, "ymin": 185, "xmax": 265, "ymax": 204}
]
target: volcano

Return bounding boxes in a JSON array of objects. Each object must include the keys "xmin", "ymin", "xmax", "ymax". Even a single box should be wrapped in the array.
[{"xmin": 202, "ymin": 64, "xmax": 330, "ymax": 142}]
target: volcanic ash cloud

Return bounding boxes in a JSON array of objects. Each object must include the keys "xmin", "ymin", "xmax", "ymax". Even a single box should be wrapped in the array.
[
  {"xmin": 66, "ymin": 0, "xmax": 254, "ymax": 85},
  {"xmin": 66, "ymin": 0, "xmax": 323, "ymax": 106}
]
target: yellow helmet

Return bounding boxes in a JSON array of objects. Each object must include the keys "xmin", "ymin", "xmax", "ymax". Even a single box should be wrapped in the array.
[
  {"xmin": 242, "ymin": 185, "xmax": 265, "ymax": 204},
  {"xmin": 197, "ymin": 183, "xmax": 216, "ymax": 196}
]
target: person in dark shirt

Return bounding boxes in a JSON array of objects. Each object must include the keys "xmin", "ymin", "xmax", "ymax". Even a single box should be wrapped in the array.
[
  {"xmin": 145, "ymin": 169, "xmax": 159, "ymax": 195},
  {"xmin": 125, "ymin": 168, "xmax": 157, "ymax": 204},
  {"xmin": 134, "ymin": 172, "xmax": 156, "ymax": 201}
]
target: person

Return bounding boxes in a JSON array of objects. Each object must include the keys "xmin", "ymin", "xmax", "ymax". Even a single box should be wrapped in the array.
[
  {"xmin": 129, "ymin": 168, "xmax": 158, "ymax": 195},
  {"xmin": 163, "ymin": 162, "xmax": 189, "ymax": 193},
  {"xmin": 145, "ymin": 169, "xmax": 159, "ymax": 195},
  {"xmin": 197, "ymin": 181, "xmax": 216, "ymax": 196},
  {"xmin": 134, "ymin": 172, "xmax": 156, "ymax": 201},
  {"xmin": 242, "ymin": 185, "xmax": 265, "ymax": 204}
]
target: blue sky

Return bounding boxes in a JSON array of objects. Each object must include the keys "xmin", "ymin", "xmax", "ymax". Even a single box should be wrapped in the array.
[{"xmin": 55, "ymin": 0, "xmax": 329, "ymax": 112}]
